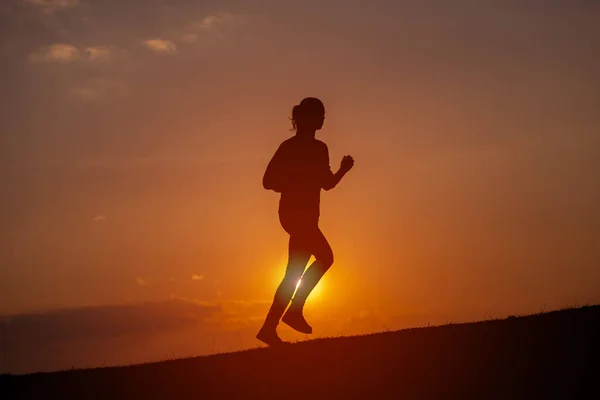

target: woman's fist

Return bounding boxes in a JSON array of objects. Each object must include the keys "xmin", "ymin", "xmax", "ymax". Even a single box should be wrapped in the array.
[{"xmin": 340, "ymin": 155, "xmax": 354, "ymax": 172}]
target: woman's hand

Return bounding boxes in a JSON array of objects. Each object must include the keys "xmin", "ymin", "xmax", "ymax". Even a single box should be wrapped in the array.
[{"xmin": 340, "ymin": 155, "xmax": 354, "ymax": 172}]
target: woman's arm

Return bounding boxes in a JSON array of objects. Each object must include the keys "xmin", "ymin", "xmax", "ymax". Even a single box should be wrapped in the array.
[
  {"xmin": 321, "ymin": 145, "xmax": 354, "ymax": 191},
  {"xmin": 322, "ymin": 169, "xmax": 348, "ymax": 191},
  {"xmin": 263, "ymin": 143, "xmax": 287, "ymax": 192}
]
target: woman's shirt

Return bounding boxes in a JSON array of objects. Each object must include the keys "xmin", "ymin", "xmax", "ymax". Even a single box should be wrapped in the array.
[{"xmin": 263, "ymin": 136, "xmax": 334, "ymax": 220}]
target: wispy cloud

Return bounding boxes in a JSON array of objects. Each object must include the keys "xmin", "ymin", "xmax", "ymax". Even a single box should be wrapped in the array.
[
  {"xmin": 192, "ymin": 12, "xmax": 234, "ymax": 31},
  {"xmin": 27, "ymin": 11, "xmax": 236, "ymax": 66},
  {"xmin": 181, "ymin": 12, "xmax": 235, "ymax": 43},
  {"xmin": 192, "ymin": 273, "xmax": 204, "ymax": 281},
  {"xmin": 143, "ymin": 39, "xmax": 177, "ymax": 54},
  {"xmin": 30, "ymin": 43, "xmax": 117, "ymax": 64},
  {"xmin": 136, "ymin": 277, "xmax": 148, "ymax": 286},
  {"xmin": 0, "ymin": 298, "xmax": 263, "ymax": 372},
  {"xmin": 1, "ymin": 298, "xmax": 220, "ymax": 341},
  {"xmin": 29, "ymin": 43, "xmax": 80, "ymax": 63},
  {"xmin": 92, "ymin": 214, "xmax": 106, "ymax": 222},
  {"xmin": 22, "ymin": 0, "xmax": 80, "ymax": 14}
]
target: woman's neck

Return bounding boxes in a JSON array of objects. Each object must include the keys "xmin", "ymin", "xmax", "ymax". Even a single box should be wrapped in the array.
[{"xmin": 296, "ymin": 129, "xmax": 316, "ymax": 139}]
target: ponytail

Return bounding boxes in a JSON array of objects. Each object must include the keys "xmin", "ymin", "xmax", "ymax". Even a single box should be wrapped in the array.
[{"xmin": 290, "ymin": 104, "xmax": 301, "ymax": 131}]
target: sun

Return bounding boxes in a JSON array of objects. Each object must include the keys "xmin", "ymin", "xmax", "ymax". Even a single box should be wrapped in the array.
[
  {"xmin": 294, "ymin": 278, "xmax": 324, "ymax": 300},
  {"xmin": 270, "ymin": 261, "xmax": 326, "ymax": 302}
]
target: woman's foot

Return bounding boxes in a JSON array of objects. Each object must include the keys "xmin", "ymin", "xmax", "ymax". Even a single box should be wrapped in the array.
[
  {"xmin": 256, "ymin": 326, "xmax": 286, "ymax": 347},
  {"xmin": 282, "ymin": 308, "xmax": 313, "ymax": 334}
]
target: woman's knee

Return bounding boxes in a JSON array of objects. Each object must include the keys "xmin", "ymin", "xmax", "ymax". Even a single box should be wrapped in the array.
[
  {"xmin": 318, "ymin": 249, "xmax": 334, "ymax": 268},
  {"xmin": 283, "ymin": 260, "xmax": 305, "ymax": 282}
]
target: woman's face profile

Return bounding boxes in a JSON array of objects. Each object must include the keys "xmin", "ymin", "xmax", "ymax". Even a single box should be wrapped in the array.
[
  {"xmin": 315, "ymin": 111, "xmax": 325, "ymax": 130},
  {"xmin": 308, "ymin": 106, "xmax": 325, "ymax": 131}
]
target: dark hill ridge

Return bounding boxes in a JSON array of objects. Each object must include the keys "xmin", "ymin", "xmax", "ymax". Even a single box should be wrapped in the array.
[{"xmin": 2, "ymin": 305, "xmax": 598, "ymax": 399}]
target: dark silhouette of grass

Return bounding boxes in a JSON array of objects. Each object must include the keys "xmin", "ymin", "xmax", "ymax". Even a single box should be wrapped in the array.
[{"xmin": 2, "ymin": 305, "xmax": 598, "ymax": 399}]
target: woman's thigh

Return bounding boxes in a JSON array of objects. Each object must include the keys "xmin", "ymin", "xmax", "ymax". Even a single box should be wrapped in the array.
[
  {"xmin": 288, "ymin": 225, "xmax": 332, "ymax": 264},
  {"xmin": 280, "ymin": 212, "xmax": 332, "ymax": 266}
]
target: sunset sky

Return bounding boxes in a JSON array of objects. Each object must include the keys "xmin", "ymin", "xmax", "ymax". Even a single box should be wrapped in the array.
[{"xmin": 1, "ymin": 0, "xmax": 599, "ymax": 373}]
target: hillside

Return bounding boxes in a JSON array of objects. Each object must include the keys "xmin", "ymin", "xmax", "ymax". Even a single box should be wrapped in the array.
[{"xmin": 2, "ymin": 305, "xmax": 598, "ymax": 399}]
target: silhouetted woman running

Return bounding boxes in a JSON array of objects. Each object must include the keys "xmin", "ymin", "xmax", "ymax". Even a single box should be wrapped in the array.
[{"xmin": 257, "ymin": 97, "xmax": 354, "ymax": 346}]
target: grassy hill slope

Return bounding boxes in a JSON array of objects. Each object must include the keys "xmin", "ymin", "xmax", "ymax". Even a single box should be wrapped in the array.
[{"xmin": 2, "ymin": 305, "xmax": 598, "ymax": 399}]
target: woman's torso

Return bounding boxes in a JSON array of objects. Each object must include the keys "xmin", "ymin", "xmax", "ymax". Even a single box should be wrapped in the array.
[{"xmin": 278, "ymin": 136, "xmax": 328, "ymax": 223}]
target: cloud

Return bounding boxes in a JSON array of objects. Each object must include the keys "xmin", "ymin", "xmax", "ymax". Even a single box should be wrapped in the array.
[
  {"xmin": 1, "ymin": 298, "xmax": 221, "ymax": 342},
  {"xmin": 85, "ymin": 46, "xmax": 112, "ymax": 62},
  {"xmin": 31, "ymin": 44, "xmax": 119, "ymax": 64},
  {"xmin": 70, "ymin": 78, "xmax": 128, "ymax": 101},
  {"xmin": 143, "ymin": 39, "xmax": 177, "ymax": 54},
  {"xmin": 181, "ymin": 12, "xmax": 235, "ymax": 43},
  {"xmin": 0, "ymin": 298, "xmax": 267, "ymax": 373},
  {"xmin": 22, "ymin": 0, "xmax": 80, "ymax": 14},
  {"xmin": 93, "ymin": 214, "xmax": 106, "ymax": 222},
  {"xmin": 136, "ymin": 277, "xmax": 148, "ymax": 286},
  {"xmin": 192, "ymin": 273, "xmax": 204, "ymax": 281},
  {"xmin": 0, "ymin": 297, "xmax": 266, "ymax": 342},
  {"xmin": 29, "ymin": 43, "xmax": 80, "ymax": 63},
  {"xmin": 192, "ymin": 12, "xmax": 234, "ymax": 31}
]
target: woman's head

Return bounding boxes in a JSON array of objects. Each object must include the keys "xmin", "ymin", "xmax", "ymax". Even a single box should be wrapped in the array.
[{"xmin": 291, "ymin": 97, "xmax": 325, "ymax": 132}]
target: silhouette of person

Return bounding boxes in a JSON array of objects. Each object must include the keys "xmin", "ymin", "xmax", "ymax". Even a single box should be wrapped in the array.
[{"xmin": 257, "ymin": 97, "xmax": 354, "ymax": 346}]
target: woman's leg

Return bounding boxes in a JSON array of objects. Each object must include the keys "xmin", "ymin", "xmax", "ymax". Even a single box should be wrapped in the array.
[
  {"xmin": 283, "ymin": 228, "xmax": 333, "ymax": 333},
  {"xmin": 261, "ymin": 233, "xmax": 311, "ymax": 331}
]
